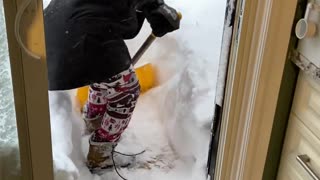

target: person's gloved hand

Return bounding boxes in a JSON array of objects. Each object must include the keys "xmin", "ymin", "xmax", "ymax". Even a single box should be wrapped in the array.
[{"xmin": 143, "ymin": 2, "xmax": 181, "ymax": 37}]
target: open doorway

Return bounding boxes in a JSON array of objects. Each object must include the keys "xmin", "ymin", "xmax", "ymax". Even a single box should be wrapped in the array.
[
  {"xmin": 43, "ymin": 0, "xmax": 227, "ymax": 178},
  {"xmin": 0, "ymin": 0, "xmax": 230, "ymax": 179}
]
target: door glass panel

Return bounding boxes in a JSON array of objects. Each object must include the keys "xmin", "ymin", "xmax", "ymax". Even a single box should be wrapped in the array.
[{"xmin": 0, "ymin": 1, "xmax": 21, "ymax": 180}]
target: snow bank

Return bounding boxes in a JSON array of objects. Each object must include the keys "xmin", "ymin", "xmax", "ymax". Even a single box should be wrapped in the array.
[
  {"xmin": 0, "ymin": 0, "xmax": 227, "ymax": 179},
  {"xmin": 127, "ymin": 0, "xmax": 226, "ymax": 172},
  {"xmin": 216, "ymin": 0, "xmax": 236, "ymax": 106},
  {"xmin": 48, "ymin": 0, "xmax": 226, "ymax": 178},
  {"xmin": 48, "ymin": 91, "xmax": 84, "ymax": 180}
]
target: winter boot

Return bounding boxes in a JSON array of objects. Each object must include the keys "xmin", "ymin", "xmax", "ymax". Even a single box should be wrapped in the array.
[
  {"xmin": 82, "ymin": 104, "xmax": 104, "ymax": 134},
  {"xmin": 86, "ymin": 134, "xmax": 135, "ymax": 174}
]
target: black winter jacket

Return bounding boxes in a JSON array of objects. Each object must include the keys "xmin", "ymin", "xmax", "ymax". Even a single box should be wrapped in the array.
[{"xmin": 44, "ymin": 0, "xmax": 151, "ymax": 90}]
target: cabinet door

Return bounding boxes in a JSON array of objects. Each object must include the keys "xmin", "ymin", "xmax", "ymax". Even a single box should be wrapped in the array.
[
  {"xmin": 277, "ymin": 72, "xmax": 320, "ymax": 180},
  {"xmin": 291, "ymin": 72, "xmax": 320, "ymax": 140},
  {"xmin": 277, "ymin": 114, "xmax": 320, "ymax": 180},
  {"xmin": 1, "ymin": 0, "xmax": 54, "ymax": 180}
]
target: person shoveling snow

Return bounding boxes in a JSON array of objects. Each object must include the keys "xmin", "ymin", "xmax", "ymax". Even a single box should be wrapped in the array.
[{"xmin": 44, "ymin": 0, "xmax": 180, "ymax": 176}]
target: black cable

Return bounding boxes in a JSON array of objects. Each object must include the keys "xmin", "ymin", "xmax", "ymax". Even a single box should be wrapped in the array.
[
  {"xmin": 111, "ymin": 148, "xmax": 146, "ymax": 180},
  {"xmin": 113, "ymin": 150, "xmax": 146, "ymax": 157},
  {"xmin": 112, "ymin": 150, "xmax": 128, "ymax": 180}
]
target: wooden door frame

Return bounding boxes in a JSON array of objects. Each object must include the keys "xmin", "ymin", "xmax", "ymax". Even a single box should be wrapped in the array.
[
  {"xmin": 3, "ymin": 0, "xmax": 53, "ymax": 180},
  {"xmin": 214, "ymin": 0, "xmax": 299, "ymax": 179}
]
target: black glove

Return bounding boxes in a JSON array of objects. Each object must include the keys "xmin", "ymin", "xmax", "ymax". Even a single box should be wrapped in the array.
[{"xmin": 143, "ymin": 2, "xmax": 180, "ymax": 37}]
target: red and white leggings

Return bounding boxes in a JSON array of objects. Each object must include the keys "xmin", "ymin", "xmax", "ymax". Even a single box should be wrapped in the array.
[{"xmin": 84, "ymin": 65, "xmax": 140, "ymax": 142}]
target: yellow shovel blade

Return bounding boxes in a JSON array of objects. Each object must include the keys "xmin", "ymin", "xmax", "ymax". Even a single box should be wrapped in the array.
[
  {"xmin": 77, "ymin": 85, "xmax": 89, "ymax": 108},
  {"xmin": 76, "ymin": 63, "xmax": 155, "ymax": 108},
  {"xmin": 135, "ymin": 63, "xmax": 155, "ymax": 93}
]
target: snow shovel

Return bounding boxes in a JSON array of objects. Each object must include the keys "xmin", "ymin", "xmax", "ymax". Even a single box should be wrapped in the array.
[{"xmin": 77, "ymin": 13, "xmax": 182, "ymax": 107}]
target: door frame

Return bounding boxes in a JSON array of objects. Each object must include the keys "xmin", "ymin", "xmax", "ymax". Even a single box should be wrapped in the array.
[
  {"xmin": 3, "ymin": 0, "xmax": 54, "ymax": 180},
  {"xmin": 214, "ymin": 0, "xmax": 298, "ymax": 179}
]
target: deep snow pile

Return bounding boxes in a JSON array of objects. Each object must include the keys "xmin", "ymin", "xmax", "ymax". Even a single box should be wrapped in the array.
[
  {"xmin": 0, "ymin": 0, "xmax": 226, "ymax": 179},
  {"xmin": 49, "ymin": 0, "xmax": 226, "ymax": 179},
  {"xmin": 127, "ymin": 0, "xmax": 226, "ymax": 169}
]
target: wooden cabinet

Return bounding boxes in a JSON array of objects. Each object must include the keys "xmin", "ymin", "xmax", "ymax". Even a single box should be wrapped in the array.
[
  {"xmin": 291, "ymin": 72, "xmax": 320, "ymax": 140},
  {"xmin": 278, "ymin": 72, "xmax": 320, "ymax": 180}
]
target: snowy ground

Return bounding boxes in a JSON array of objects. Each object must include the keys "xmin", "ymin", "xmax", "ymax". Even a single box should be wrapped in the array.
[{"xmin": 0, "ymin": 0, "xmax": 226, "ymax": 179}]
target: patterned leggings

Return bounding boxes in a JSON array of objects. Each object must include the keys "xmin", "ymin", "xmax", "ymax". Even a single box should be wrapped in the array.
[{"xmin": 85, "ymin": 65, "xmax": 140, "ymax": 142}]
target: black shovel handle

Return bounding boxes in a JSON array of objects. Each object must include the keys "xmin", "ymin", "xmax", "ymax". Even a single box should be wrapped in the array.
[
  {"xmin": 131, "ymin": 12, "xmax": 182, "ymax": 65},
  {"xmin": 132, "ymin": 34, "xmax": 157, "ymax": 65}
]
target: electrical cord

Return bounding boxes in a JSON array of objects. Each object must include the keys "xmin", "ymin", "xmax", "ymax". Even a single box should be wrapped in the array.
[{"xmin": 111, "ymin": 148, "xmax": 146, "ymax": 180}]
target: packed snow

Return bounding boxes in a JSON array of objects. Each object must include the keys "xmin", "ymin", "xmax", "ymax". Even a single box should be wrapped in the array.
[
  {"xmin": 0, "ymin": 0, "xmax": 227, "ymax": 179},
  {"xmin": 216, "ymin": 0, "xmax": 236, "ymax": 106}
]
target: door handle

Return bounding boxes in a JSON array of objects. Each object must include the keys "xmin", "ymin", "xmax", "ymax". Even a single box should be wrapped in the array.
[
  {"xmin": 14, "ymin": 0, "xmax": 41, "ymax": 60},
  {"xmin": 296, "ymin": 154, "xmax": 320, "ymax": 180}
]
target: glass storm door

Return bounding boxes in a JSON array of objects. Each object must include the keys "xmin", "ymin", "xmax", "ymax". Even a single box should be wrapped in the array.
[{"xmin": 1, "ymin": 0, "xmax": 54, "ymax": 180}]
